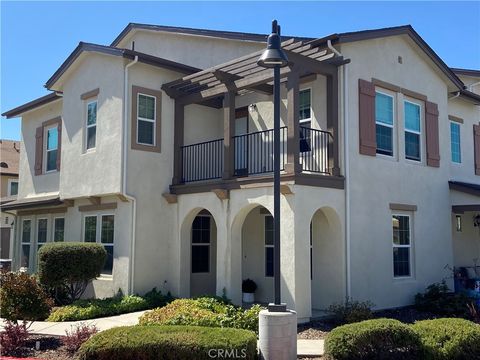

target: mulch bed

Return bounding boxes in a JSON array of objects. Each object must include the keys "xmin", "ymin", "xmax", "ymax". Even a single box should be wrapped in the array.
[{"xmin": 1, "ymin": 335, "xmax": 74, "ymax": 360}]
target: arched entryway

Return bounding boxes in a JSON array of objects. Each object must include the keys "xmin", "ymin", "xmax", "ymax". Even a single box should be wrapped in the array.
[{"xmin": 310, "ymin": 207, "xmax": 344, "ymax": 312}]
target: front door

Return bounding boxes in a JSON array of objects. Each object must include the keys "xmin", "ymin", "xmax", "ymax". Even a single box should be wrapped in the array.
[{"xmin": 234, "ymin": 107, "xmax": 249, "ymax": 176}]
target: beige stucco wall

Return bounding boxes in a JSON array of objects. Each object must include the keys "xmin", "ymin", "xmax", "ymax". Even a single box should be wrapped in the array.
[{"xmin": 340, "ymin": 35, "xmax": 457, "ymax": 309}]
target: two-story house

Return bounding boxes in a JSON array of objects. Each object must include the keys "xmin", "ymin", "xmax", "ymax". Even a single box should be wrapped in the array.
[{"xmin": 2, "ymin": 23, "xmax": 479, "ymax": 323}]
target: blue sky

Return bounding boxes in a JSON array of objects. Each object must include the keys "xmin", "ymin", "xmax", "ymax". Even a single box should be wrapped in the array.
[{"xmin": 1, "ymin": 1, "xmax": 479, "ymax": 140}]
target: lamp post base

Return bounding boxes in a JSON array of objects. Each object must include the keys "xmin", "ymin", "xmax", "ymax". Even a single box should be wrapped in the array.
[
  {"xmin": 267, "ymin": 302, "xmax": 287, "ymax": 312},
  {"xmin": 258, "ymin": 309, "xmax": 297, "ymax": 360}
]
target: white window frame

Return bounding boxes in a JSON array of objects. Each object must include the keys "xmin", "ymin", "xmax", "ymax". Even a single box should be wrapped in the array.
[
  {"xmin": 136, "ymin": 92, "xmax": 156, "ymax": 146},
  {"xmin": 20, "ymin": 218, "xmax": 32, "ymax": 270},
  {"xmin": 299, "ymin": 87, "xmax": 312, "ymax": 125},
  {"xmin": 44, "ymin": 125, "xmax": 58, "ymax": 173},
  {"xmin": 264, "ymin": 214, "xmax": 274, "ymax": 278},
  {"xmin": 82, "ymin": 213, "xmax": 115, "ymax": 276},
  {"xmin": 191, "ymin": 214, "xmax": 211, "ymax": 274},
  {"xmin": 85, "ymin": 100, "xmax": 97, "ymax": 151},
  {"xmin": 52, "ymin": 216, "xmax": 65, "ymax": 242},
  {"xmin": 450, "ymin": 121, "xmax": 462, "ymax": 164},
  {"xmin": 404, "ymin": 99, "xmax": 423, "ymax": 163},
  {"xmin": 375, "ymin": 89, "xmax": 396, "ymax": 158},
  {"xmin": 7, "ymin": 179, "xmax": 18, "ymax": 196},
  {"xmin": 36, "ymin": 217, "xmax": 49, "ymax": 255},
  {"xmin": 392, "ymin": 213, "xmax": 413, "ymax": 279}
]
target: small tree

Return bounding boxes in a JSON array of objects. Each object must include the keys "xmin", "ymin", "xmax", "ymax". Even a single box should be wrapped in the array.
[{"xmin": 38, "ymin": 242, "xmax": 106, "ymax": 302}]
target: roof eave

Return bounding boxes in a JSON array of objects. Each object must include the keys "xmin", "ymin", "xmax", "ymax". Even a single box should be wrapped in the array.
[{"xmin": 2, "ymin": 92, "xmax": 62, "ymax": 119}]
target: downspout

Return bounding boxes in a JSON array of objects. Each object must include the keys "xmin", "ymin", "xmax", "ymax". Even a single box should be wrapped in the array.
[
  {"xmin": 123, "ymin": 55, "xmax": 138, "ymax": 295},
  {"xmin": 449, "ymin": 91, "xmax": 461, "ymax": 100},
  {"xmin": 328, "ymin": 40, "xmax": 351, "ymax": 299}
]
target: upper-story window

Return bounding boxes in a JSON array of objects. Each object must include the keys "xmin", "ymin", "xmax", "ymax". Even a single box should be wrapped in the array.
[
  {"xmin": 7, "ymin": 179, "xmax": 18, "ymax": 196},
  {"xmin": 375, "ymin": 91, "xmax": 394, "ymax": 156},
  {"xmin": 450, "ymin": 122, "xmax": 461, "ymax": 163},
  {"xmin": 404, "ymin": 101, "xmax": 421, "ymax": 161},
  {"xmin": 137, "ymin": 94, "xmax": 156, "ymax": 146},
  {"xmin": 45, "ymin": 126, "xmax": 58, "ymax": 172},
  {"xmin": 299, "ymin": 88, "xmax": 312, "ymax": 152},
  {"xmin": 86, "ymin": 101, "xmax": 97, "ymax": 150}
]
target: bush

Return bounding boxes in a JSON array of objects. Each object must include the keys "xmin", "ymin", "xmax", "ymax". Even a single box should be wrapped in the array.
[
  {"xmin": 328, "ymin": 298, "xmax": 374, "ymax": 324},
  {"xmin": 0, "ymin": 272, "xmax": 53, "ymax": 321},
  {"xmin": 414, "ymin": 281, "xmax": 470, "ymax": 317},
  {"xmin": 412, "ymin": 318, "xmax": 480, "ymax": 359},
  {"xmin": 38, "ymin": 242, "xmax": 106, "ymax": 301},
  {"xmin": 139, "ymin": 297, "xmax": 263, "ymax": 333},
  {"xmin": 0, "ymin": 320, "xmax": 29, "ymax": 356},
  {"xmin": 143, "ymin": 287, "xmax": 174, "ymax": 308},
  {"xmin": 77, "ymin": 325, "xmax": 257, "ymax": 360},
  {"xmin": 64, "ymin": 323, "xmax": 99, "ymax": 353},
  {"xmin": 324, "ymin": 318, "xmax": 422, "ymax": 360}
]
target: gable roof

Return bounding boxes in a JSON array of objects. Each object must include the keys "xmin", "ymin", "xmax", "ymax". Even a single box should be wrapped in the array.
[
  {"xmin": 110, "ymin": 22, "xmax": 312, "ymax": 47},
  {"xmin": 0, "ymin": 139, "xmax": 20, "ymax": 176},
  {"xmin": 2, "ymin": 92, "xmax": 62, "ymax": 119},
  {"xmin": 451, "ymin": 68, "xmax": 480, "ymax": 78},
  {"xmin": 45, "ymin": 42, "xmax": 202, "ymax": 89}
]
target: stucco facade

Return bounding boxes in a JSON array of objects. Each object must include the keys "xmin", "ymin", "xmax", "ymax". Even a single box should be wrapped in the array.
[{"xmin": 3, "ymin": 23, "xmax": 479, "ymax": 323}]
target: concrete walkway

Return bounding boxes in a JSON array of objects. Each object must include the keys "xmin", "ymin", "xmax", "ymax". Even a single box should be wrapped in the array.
[{"xmin": 1, "ymin": 311, "xmax": 325, "ymax": 357}]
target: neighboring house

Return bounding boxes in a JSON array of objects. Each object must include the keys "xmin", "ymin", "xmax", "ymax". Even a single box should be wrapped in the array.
[
  {"xmin": 2, "ymin": 23, "xmax": 480, "ymax": 323},
  {"xmin": 0, "ymin": 139, "xmax": 20, "ymax": 268}
]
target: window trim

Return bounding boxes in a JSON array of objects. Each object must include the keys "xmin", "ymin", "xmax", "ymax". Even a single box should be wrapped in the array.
[
  {"xmin": 82, "ymin": 213, "xmax": 115, "ymax": 276},
  {"xmin": 53, "ymin": 216, "xmax": 65, "ymax": 242},
  {"xmin": 36, "ymin": 217, "xmax": 49, "ymax": 249},
  {"xmin": 403, "ymin": 99, "xmax": 423, "ymax": 162},
  {"xmin": 7, "ymin": 179, "xmax": 18, "ymax": 196},
  {"xmin": 375, "ymin": 89, "xmax": 396, "ymax": 158},
  {"xmin": 136, "ymin": 92, "xmax": 157, "ymax": 146},
  {"xmin": 20, "ymin": 218, "xmax": 32, "ymax": 270},
  {"xmin": 392, "ymin": 213, "xmax": 413, "ymax": 279},
  {"xmin": 264, "ymin": 214, "xmax": 274, "ymax": 278},
  {"xmin": 44, "ymin": 125, "xmax": 59, "ymax": 173},
  {"xmin": 450, "ymin": 121, "xmax": 462, "ymax": 164},
  {"xmin": 299, "ymin": 87, "xmax": 312, "ymax": 124},
  {"xmin": 131, "ymin": 86, "xmax": 162, "ymax": 153},
  {"xmin": 85, "ymin": 100, "xmax": 98, "ymax": 151},
  {"xmin": 191, "ymin": 214, "xmax": 211, "ymax": 274}
]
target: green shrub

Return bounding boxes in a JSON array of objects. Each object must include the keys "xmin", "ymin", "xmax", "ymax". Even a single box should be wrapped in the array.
[
  {"xmin": 412, "ymin": 318, "xmax": 480, "ymax": 359},
  {"xmin": 38, "ymin": 242, "xmax": 106, "ymax": 302},
  {"xmin": 328, "ymin": 298, "xmax": 374, "ymax": 324},
  {"xmin": 324, "ymin": 318, "xmax": 422, "ymax": 360},
  {"xmin": 414, "ymin": 281, "xmax": 470, "ymax": 317},
  {"xmin": 143, "ymin": 287, "xmax": 174, "ymax": 308},
  {"xmin": 0, "ymin": 272, "xmax": 53, "ymax": 321},
  {"xmin": 77, "ymin": 325, "xmax": 257, "ymax": 360},
  {"xmin": 139, "ymin": 297, "xmax": 263, "ymax": 333}
]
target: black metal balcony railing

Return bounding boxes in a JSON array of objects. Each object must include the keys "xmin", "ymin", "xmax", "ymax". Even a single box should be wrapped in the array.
[
  {"xmin": 233, "ymin": 127, "xmax": 287, "ymax": 176},
  {"xmin": 180, "ymin": 127, "xmax": 331, "ymax": 183},
  {"xmin": 181, "ymin": 138, "xmax": 224, "ymax": 182},
  {"xmin": 299, "ymin": 126, "xmax": 331, "ymax": 174}
]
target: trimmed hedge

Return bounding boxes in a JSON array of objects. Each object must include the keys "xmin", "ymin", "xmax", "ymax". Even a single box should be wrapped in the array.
[
  {"xmin": 324, "ymin": 318, "xmax": 423, "ymax": 360},
  {"xmin": 411, "ymin": 318, "xmax": 480, "ymax": 360},
  {"xmin": 139, "ymin": 297, "xmax": 262, "ymax": 333},
  {"xmin": 48, "ymin": 288, "xmax": 173, "ymax": 322},
  {"xmin": 77, "ymin": 325, "xmax": 257, "ymax": 360}
]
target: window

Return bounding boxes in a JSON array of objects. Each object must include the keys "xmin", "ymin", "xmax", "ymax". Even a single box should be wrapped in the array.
[
  {"xmin": 83, "ymin": 214, "xmax": 115, "ymax": 275},
  {"xmin": 191, "ymin": 215, "xmax": 210, "ymax": 273},
  {"xmin": 21, "ymin": 220, "xmax": 31, "ymax": 268},
  {"xmin": 404, "ymin": 101, "xmax": 421, "ymax": 161},
  {"xmin": 450, "ymin": 122, "xmax": 461, "ymax": 163},
  {"xmin": 8, "ymin": 179, "xmax": 18, "ymax": 196},
  {"xmin": 299, "ymin": 89, "xmax": 312, "ymax": 153},
  {"xmin": 86, "ymin": 101, "xmax": 97, "ymax": 150},
  {"xmin": 45, "ymin": 126, "xmax": 58, "ymax": 172},
  {"xmin": 37, "ymin": 218, "xmax": 48, "ymax": 251},
  {"xmin": 54, "ymin": 217, "xmax": 65, "ymax": 242},
  {"xmin": 265, "ymin": 215, "xmax": 274, "ymax": 277},
  {"xmin": 392, "ymin": 215, "xmax": 412, "ymax": 277},
  {"xmin": 137, "ymin": 94, "xmax": 156, "ymax": 145},
  {"xmin": 375, "ymin": 92, "xmax": 394, "ymax": 156}
]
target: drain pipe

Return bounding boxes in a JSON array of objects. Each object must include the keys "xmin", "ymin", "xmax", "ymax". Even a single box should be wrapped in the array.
[
  {"xmin": 449, "ymin": 91, "xmax": 461, "ymax": 100},
  {"xmin": 328, "ymin": 40, "xmax": 351, "ymax": 299},
  {"xmin": 123, "ymin": 56, "xmax": 138, "ymax": 295}
]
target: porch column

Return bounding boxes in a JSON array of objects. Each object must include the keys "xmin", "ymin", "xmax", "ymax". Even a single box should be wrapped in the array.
[
  {"xmin": 327, "ymin": 71, "xmax": 341, "ymax": 176},
  {"xmin": 223, "ymin": 91, "xmax": 236, "ymax": 180},
  {"xmin": 285, "ymin": 68, "xmax": 301, "ymax": 175},
  {"xmin": 172, "ymin": 100, "xmax": 185, "ymax": 185}
]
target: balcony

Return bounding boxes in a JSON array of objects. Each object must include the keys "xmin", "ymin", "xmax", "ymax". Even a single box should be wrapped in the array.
[{"xmin": 181, "ymin": 126, "xmax": 332, "ymax": 183}]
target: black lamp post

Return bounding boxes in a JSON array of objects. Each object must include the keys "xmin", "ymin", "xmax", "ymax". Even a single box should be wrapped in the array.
[{"xmin": 257, "ymin": 20, "xmax": 289, "ymax": 312}]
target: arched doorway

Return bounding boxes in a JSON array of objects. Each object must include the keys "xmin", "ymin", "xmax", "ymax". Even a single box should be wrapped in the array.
[{"xmin": 310, "ymin": 207, "xmax": 344, "ymax": 311}]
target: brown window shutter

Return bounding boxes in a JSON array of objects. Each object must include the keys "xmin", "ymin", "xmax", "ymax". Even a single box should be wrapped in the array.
[
  {"xmin": 358, "ymin": 79, "xmax": 376, "ymax": 156},
  {"xmin": 34, "ymin": 126, "xmax": 44, "ymax": 175},
  {"xmin": 474, "ymin": 124, "xmax": 480, "ymax": 175},
  {"xmin": 425, "ymin": 101, "xmax": 440, "ymax": 167},
  {"xmin": 56, "ymin": 122, "xmax": 62, "ymax": 171}
]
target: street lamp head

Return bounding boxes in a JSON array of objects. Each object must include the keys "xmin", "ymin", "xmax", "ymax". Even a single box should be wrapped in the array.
[{"xmin": 257, "ymin": 20, "xmax": 289, "ymax": 68}]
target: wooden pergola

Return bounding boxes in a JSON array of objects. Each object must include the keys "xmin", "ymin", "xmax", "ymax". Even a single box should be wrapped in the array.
[{"xmin": 162, "ymin": 37, "xmax": 350, "ymax": 187}]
